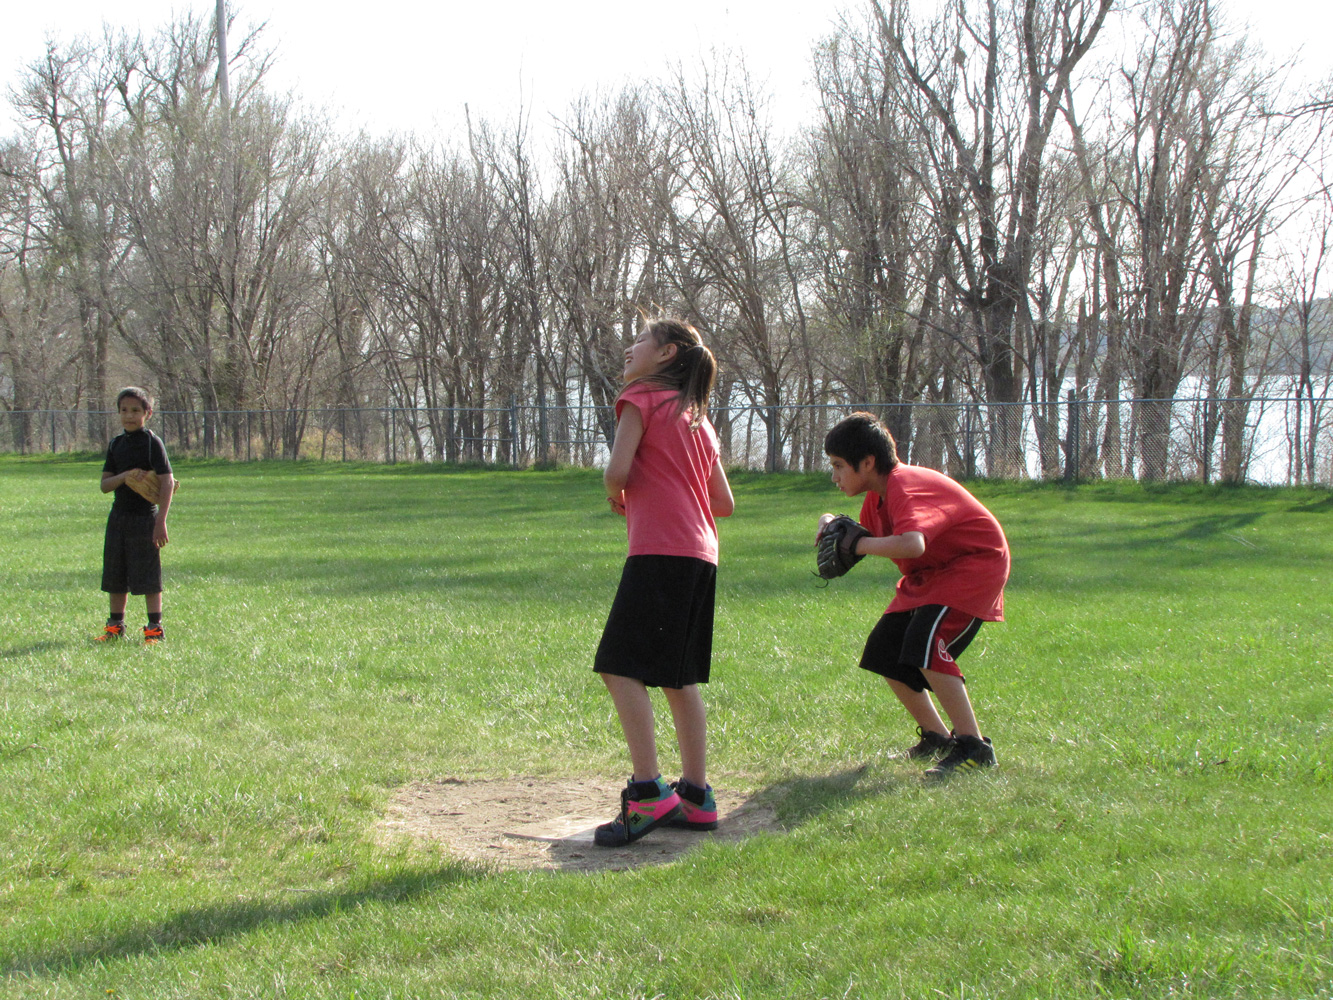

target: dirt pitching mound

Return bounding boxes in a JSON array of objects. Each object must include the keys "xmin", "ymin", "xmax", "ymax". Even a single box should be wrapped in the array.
[{"xmin": 379, "ymin": 776, "xmax": 780, "ymax": 872}]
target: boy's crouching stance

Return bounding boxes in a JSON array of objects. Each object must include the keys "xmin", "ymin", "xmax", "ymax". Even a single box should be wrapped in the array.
[{"xmin": 818, "ymin": 412, "xmax": 1010, "ymax": 778}]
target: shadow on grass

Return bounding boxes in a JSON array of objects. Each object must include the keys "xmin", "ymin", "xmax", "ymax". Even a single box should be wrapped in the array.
[
  {"xmin": 1287, "ymin": 494, "xmax": 1333, "ymax": 513},
  {"xmin": 0, "ymin": 640, "xmax": 75, "ymax": 659},
  {"xmin": 759, "ymin": 764, "xmax": 885, "ymax": 825},
  {"xmin": 0, "ymin": 863, "xmax": 481, "ymax": 979},
  {"xmin": 1171, "ymin": 511, "xmax": 1264, "ymax": 539}
]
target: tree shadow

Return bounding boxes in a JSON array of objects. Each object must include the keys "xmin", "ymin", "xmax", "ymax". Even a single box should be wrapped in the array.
[
  {"xmin": 1171, "ymin": 511, "xmax": 1264, "ymax": 539},
  {"xmin": 0, "ymin": 864, "xmax": 481, "ymax": 979},
  {"xmin": 1287, "ymin": 495, "xmax": 1333, "ymax": 513}
]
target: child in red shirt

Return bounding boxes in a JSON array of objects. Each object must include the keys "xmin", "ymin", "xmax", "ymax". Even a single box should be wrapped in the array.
[
  {"xmin": 818, "ymin": 412, "xmax": 1009, "ymax": 777},
  {"xmin": 594, "ymin": 317, "xmax": 735, "ymax": 846}
]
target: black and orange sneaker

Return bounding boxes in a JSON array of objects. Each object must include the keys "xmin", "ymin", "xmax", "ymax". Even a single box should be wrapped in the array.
[
  {"xmin": 143, "ymin": 623, "xmax": 165, "ymax": 644},
  {"xmin": 924, "ymin": 734, "xmax": 996, "ymax": 779},
  {"xmin": 95, "ymin": 620, "xmax": 126, "ymax": 642},
  {"xmin": 904, "ymin": 727, "xmax": 954, "ymax": 760}
]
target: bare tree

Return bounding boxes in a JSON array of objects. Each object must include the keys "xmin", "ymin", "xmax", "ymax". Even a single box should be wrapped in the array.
[
  {"xmin": 659, "ymin": 56, "xmax": 811, "ymax": 470},
  {"xmin": 10, "ymin": 31, "xmax": 143, "ymax": 438},
  {"xmin": 880, "ymin": 0, "xmax": 1112, "ymax": 475},
  {"xmin": 546, "ymin": 88, "xmax": 678, "ymax": 448},
  {"xmin": 807, "ymin": 10, "xmax": 933, "ymax": 457}
]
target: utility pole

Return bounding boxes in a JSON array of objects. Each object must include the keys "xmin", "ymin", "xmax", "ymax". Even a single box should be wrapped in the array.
[{"xmin": 215, "ymin": 0, "xmax": 240, "ymax": 453}]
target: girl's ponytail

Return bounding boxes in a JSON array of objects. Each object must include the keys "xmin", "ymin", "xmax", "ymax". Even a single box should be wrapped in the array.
[{"xmin": 635, "ymin": 318, "xmax": 716, "ymax": 429}]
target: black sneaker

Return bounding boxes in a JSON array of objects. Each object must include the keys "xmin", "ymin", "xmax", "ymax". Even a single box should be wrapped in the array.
[
  {"xmin": 904, "ymin": 727, "xmax": 953, "ymax": 760},
  {"xmin": 95, "ymin": 620, "xmax": 126, "ymax": 642},
  {"xmin": 924, "ymin": 734, "xmax": 996, "ymax": 779},
  {"xmin": 143, "ymin": 623, "xmax": 165, "ymax": 644}
]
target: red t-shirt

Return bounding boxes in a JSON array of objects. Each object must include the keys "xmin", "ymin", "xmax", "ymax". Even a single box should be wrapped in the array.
[
  {"xmin": 858, "ymin": 464, "xmax": 1009, "ymax": 621},
  {"xmin": 617, "ymin": 384, "xmax": 721, "ymax": 564}
]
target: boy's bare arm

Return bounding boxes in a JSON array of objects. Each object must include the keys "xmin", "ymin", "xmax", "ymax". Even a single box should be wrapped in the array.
[
  {"xmin": 153, "ymin": 472, "xmax": 173, "ymax": 547},
  {"xmin": 858, "ymin": 531, "xmax": 925, "ymax": 560},
  {"xmin": 816, "ymin": 513, "xmax": 924, "ymax": 559},
  {"xmin": 101, "ymin": 471, "xmax": 129, "ymax": 493}
]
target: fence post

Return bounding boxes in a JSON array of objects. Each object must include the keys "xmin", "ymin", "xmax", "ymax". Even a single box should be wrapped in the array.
[
  {"xmin": 1063, "ymin": 391, "xmax": 1079, "ymax": 483},
  {"xmin": 767, "ymin": 406, "xmax": 778, "ymax": 473},
  {"xmin": 964, "ymin": 407, "xmax": 976, "ymax": 479},
  {"xmin": 510, "ymin": 399, "xmax": 520, "ymax": 464},
  {"xmin": 51, "ymin": 410, "xmax": 57, "ymax": 453}
]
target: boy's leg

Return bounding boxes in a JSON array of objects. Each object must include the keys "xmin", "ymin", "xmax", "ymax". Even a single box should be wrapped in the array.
[
  {"xmin": 662, "ymin": 684, "xmax": 706, "ymax": 788},
  {"xmin": 885, "ymin": 677, "xmax": 949, "ymax": 736},
  {"xmin": 143, "ymin": 592, "xmax": 165, "ymax": 642},
  {"xmin": 894, "ymin": 606, "xmax": 984, "ymax": 738},
  {"xmin": 600, "ymin": 673, "xmax": 659, "ymax": 781},
  {"xmin": 923, "ymin": 671, "xmax": 980, "ymax": 739},
  {"xmin": 97, "ymin": 592, "xmax": 129, "ymax": 639}
]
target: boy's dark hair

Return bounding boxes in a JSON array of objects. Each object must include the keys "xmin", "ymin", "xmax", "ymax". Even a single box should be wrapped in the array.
[
  {"xmin": 824, "ymin": 411, "xmax": 900, "ymax": 472},
  {"xmin": 633, "ymin": 317, "xmax": 717, "ymax": 430},
  {"xmin": 116, "ymin": 386, "xmax": 154, "ymax": 411}
]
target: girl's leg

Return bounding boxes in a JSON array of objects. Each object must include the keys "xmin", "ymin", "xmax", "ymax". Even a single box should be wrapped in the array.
[
  {"xmin": 600, "ymin": 673, "xmax": 659, "ymax": 780},
  {"xmin": 922, "ymin": 671, "xmax": 980, "ymax": 739},
  {"xmin": 885, "ymin": 677, "xmax": 949, "ymax": 735},
  {"xmin": 662, "ymin": 684, "xmax": 706, "ymax": 788}
]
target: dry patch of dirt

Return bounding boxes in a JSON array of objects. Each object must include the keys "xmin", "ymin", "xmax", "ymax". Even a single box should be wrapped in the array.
[{"xmin": 379, "ymin": 776, "xmax": 780, "ymax": 872}]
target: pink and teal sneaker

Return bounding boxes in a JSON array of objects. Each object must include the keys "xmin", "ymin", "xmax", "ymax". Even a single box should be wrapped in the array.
[
  {"xmin": 668, "ymin": 778, "xmax": 718, "ymax": 831},
  {"xmin": 593, "ymin": 776, "xmax": 683, "ymax": 847}
]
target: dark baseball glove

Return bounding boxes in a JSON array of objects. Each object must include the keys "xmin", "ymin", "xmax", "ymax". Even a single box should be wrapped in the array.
[{"xmin": 815, "ymin": 514, "xmax": 870, "ymax": 580}]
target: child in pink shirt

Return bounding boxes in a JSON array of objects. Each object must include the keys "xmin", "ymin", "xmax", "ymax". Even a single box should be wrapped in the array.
[{"xmin": 594, "ymin": 318, "xmax": 734, "ymax": 847}]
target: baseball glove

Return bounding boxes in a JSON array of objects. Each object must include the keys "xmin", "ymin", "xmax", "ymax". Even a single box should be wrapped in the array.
[
  {"xmin": 124, "ymin": 469, "xmax": 179, "ymax": 506},
  {"xmin": 815, "ymin": 514, "xmax": 870, "ymax": 580}
]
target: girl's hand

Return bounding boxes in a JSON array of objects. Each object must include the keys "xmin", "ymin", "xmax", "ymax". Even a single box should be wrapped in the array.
[{"xmin": 607, "ymin": 493, "xmax": 626, "ymax": 516}]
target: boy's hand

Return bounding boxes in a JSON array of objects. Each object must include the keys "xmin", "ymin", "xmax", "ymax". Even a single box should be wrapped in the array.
[
  {"xmin": 153, "ymin": 517, "xmax": 169, "ymax": 548},
  {"xmin": 607, "ymin": 492, "xmax": 626, "ymax": 516},
  {"xmin": 816, "ymin": 512, "xmax": 836, "ymax": 541},
  {"xmin": 815, "ymin": 515, "xmax": 870, "ymax": 580}
]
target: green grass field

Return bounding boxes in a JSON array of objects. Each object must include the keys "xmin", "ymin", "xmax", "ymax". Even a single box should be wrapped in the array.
[{"xmin": 1, "ymin": 454, "xmax": 1330, "ymax": 999}]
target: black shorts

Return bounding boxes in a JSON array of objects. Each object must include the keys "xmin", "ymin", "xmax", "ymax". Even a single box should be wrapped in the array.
[
  {"xmin": 594, "ymin": 555, "xmax": 716, "ymax": 689},
  {"xmin": 858, "ymin": 605, "xmax": 983, "ymax": 692},
  {"xmin": 101, "ymin": 510, "xmax": 162, "ymax": 595}
]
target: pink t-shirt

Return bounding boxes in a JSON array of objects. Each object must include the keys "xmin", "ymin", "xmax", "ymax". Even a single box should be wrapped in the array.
[
  {"xmin": 616, "ymin": 384, "xmax": 721, "ymax": 565},
  {"xmin": 858, "ymin": 464, "xmax": 1009, "ymax": 621}
]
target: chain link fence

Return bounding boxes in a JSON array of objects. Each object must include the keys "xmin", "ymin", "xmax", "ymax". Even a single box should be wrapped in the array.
[{"xmin": 3, "ymin": 395, "xmax": 1330, "ymax": 485}]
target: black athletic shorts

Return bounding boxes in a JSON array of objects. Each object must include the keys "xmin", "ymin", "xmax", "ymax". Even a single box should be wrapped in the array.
[
  {"xmin": 858, "ymin": 605, "xmax": 983, "ymax": 692},
  {"xmin": 594, "ymin": 554, "xmax": 716, "ymax": 689},
  {"xmin": 101, "ymin": 510, "xmax": 162, "ymax": 595}
]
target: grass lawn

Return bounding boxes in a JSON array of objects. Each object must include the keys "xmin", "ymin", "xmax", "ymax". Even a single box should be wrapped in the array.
[{"xmin": 1, "ymin": 454, "xmax": 1330, "ymax": 999}]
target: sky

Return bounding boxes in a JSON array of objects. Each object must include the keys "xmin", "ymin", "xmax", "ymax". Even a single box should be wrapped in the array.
[{"xmin": 3, "ymin": 0, "xmax": 1330, "ymax": 142}]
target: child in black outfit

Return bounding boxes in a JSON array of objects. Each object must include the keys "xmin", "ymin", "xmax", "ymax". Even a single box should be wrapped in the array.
[{"xmin": 96, "ymin": 387, "xmax": 174, "ymax": 643}]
